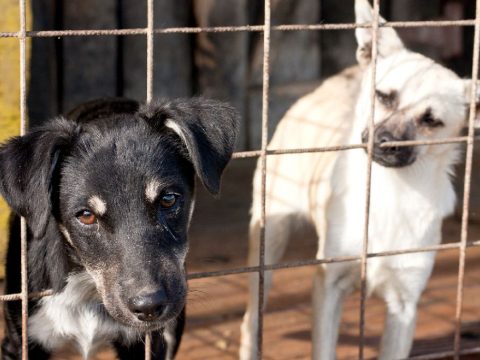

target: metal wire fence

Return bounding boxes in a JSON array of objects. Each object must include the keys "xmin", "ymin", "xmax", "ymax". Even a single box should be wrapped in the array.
[{"xmin": 2, "ymin": 0, "xmax": 480, "ymax": 359}]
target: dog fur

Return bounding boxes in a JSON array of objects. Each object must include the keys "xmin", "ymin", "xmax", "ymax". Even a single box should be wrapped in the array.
[
  {"xmin": 0, "ymin": 97, "xmax": 238, "ymax": 359},
  {"xmin": 239, "ymin": 1, "xmax": 480, "ymax": 359}
]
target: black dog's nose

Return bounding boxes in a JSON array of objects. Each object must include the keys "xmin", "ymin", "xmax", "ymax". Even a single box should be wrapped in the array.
[{"xmin": 128, "ymin": 289, "xmax": 168, "ymax": 321}]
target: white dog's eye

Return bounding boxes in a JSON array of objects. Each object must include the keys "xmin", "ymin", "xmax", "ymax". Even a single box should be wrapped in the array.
[
  {"xmin": 419, "ymin": 110, "xmax": 444, "ymax": 128},
  {"xmin": 375, "ymin": 90, "xmax": 397, "ymax": 109}
]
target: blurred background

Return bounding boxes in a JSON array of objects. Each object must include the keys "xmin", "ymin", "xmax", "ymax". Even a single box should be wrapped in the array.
[
  {"xmin": 25, "ymin": 0, "xmax": 478, "ymax": 149},
  {"xmin": 1, "ymin": 0, "xmax": 480, "ymax": 358}
]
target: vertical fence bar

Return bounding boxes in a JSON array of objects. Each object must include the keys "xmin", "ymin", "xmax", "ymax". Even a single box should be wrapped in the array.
[
  {"xmin": 145, "ymin": 0, "xmax": 154, "ymax": 357},
  {"xmin": 453, "ymin": 0, "xmax": 480, "ymax": 358},
  {"xmin": 255, "ymin": 0, "xmax": 272, "ymax": 358},
  {"xmin": 358, "ymin": 0, "xmax": 381, "ymax": 358},
  {"xmin": 145, "ymin": 331, "xmax": 152, "ymax": 360},
  {"xmin": 146, "ymin": 0, "xmax": 154, "ymax": 104},
  {"xmin": 18, "ymin": 0, "xmax": 29, "ymax": 358}
]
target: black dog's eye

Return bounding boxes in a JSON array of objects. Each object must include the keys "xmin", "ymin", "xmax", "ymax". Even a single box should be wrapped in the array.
[
  {"xmin": 376, "ymin": 90, "xmax": 397, "ymax": 109},
  {"xmin": 419, "ymin": 110, "xmax": 444, "ymax": 128},
  {"xmin": 76, "ymin": 209, "xmax": 97, "ymax": 226},
  {"xmin": 160, "ymin": 193, "xmax": 177, "ymax": 209}
]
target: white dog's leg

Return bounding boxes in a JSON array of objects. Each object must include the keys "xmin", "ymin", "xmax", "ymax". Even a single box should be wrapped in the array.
[
  {"xmin": 312, "ymin": 263, "xmax": 357, "ymax": 360},
  {"xmin": 377, "ymin": 266, "xmax": 432, "ymax": 359},
  {"xmin": 240, "ymin": 214, "xmax": 295, "ymax": 360},
  {"xmin": 379, "ymin": 301, "xmax": 418, "ymax": 360}
]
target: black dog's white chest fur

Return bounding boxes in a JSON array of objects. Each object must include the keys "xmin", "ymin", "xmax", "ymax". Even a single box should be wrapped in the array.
[{"xmin": 29, "ymin": 272, "xmax": 137, "ymax": 358}]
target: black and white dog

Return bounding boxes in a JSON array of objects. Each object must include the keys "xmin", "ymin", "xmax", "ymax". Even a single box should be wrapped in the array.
[{"xmin": 0, "ymin": 97, "xmax": 238, "ymax": 359}]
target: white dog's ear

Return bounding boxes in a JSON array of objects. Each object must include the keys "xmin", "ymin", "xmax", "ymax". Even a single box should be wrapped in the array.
[
  {"xmin": 355, "ymin": 0, "xmax": 404, "ymax": 66},
  {"xmin": 463, "ymin": 79, "xmax": 480, "ymax": 129}
]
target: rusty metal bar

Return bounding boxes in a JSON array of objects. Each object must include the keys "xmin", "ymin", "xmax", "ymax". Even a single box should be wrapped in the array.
[
  {"xmin": 146, "ymin": 0, "xmax": 154, "ymax": 104},
  {"xmin": 0, "ymin": 290, "xmax": 53, "ymax": 302},
  {"xmin": 145, "ymin": 332, "xmax": 152, "ymax": 360},
  {"xmin": 453, "ymin": 0, "xmax": 480, "ymax": 358},
  {"xmin": 255, "ymin": 0, "xmax": 272, "ymax": 358},
  {"xmin": 145, "ymin": 0, "xmax": 154, "ymax": 357},
  {"xmin": 0, "ymin": 19, "xmax": 478, "ymax": 39},
  {"xmin": 358, "ymin": 0, "xmax": 380, "ymax": 358},
  {"xmin": 18, "ymin": 0, "xmax": 28, "ymax": 358},
  {"xmin": 231, "ymin": 136, "xmax": 473, "ymax": 159},
  {"xmin": 2, "ymin": 239, "xmax": 480, "ymax": 302},
  {"xmin": 187, "ymin": 240, "xmax": 480, "ymax": 280}
]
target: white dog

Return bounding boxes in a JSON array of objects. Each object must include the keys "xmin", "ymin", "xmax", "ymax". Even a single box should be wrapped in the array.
[{"xmin": 240, "ymin": 0, "xmax": 479, "ymax": 359}]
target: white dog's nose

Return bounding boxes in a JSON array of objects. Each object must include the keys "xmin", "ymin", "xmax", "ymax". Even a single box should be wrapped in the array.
[{"xmin": 375, "ymin": 131, "xmax": 401, "ymax": 153}]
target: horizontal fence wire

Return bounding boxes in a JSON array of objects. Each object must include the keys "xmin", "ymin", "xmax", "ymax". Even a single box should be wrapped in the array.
[
  {"xmin": 2, "ymin": 239, "xmax": 480, "ymax": 301},
  {"xmin": 5, "ymin": 1, "xmax": 480, "ymax": 359},
  {"xmin": 232, "ymin": 135, "xmax": 478, "ymax": 159},
  {"xmin": 0, "ymin": 19, "xmax": 479, "ymax": 38}
]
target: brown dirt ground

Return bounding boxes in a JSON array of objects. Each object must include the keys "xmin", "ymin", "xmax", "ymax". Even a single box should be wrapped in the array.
[{"xmin": 1, "ymin": 159, "xmax": 480, "ymax": 359}]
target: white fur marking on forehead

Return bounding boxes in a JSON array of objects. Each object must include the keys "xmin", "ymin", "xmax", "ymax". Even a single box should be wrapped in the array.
[
  {"xmin": 146, "ymin": 179, "xmax": 161, "ymax": 203},
  {"xmin": 88, "ymin": 196, "xmax": 107, "ymax": 216}
]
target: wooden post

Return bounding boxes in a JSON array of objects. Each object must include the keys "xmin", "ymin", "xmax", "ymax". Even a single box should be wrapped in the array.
[{"xmin": 0, "ymin": 0, "xmax": 31, "ymax": 278}]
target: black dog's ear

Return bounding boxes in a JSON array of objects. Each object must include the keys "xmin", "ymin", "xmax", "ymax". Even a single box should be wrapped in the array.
[
  {"xmin": 139, "ymin": 98, "xmax": 239, "ymax": 195},
  {"xmin": 0, "ymin": 118, "xmax": 78, "ymax": 239}
]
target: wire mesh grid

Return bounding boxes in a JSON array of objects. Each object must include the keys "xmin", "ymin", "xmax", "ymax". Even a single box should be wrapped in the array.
[{"xmin": 2, "ymin": 0, "xmax": 480, "ymax": 359}]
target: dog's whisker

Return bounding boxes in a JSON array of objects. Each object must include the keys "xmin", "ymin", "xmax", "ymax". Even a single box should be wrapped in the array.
[{"xmin": 162, "ymin": 223, "xmax": 180, "ymax": 242}]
